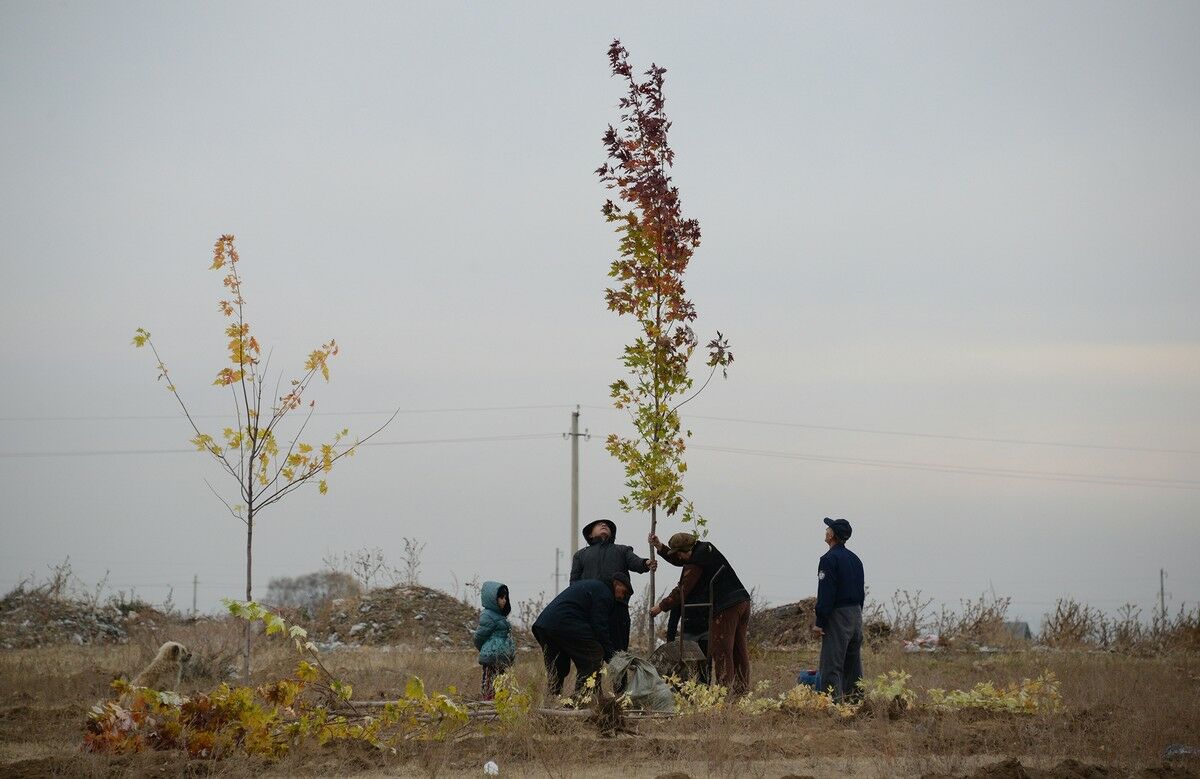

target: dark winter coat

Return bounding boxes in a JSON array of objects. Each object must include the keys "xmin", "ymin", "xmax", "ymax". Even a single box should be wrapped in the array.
[
  {"xmin": 661, "ymin": 540, "xmax": 750, "ymax": 616},
  {"xmin": 474, "ymin": 581, "xmax": 516, "ymax": 667},
  {"xmin": 532, "ymin": 579, "xmax": 616, "ymax": 661},
  {"xmin": 569, "ymin": 519, "xmax": 651, "ymax": 585},
  {"xmin": 675, "ymin": 566, "xmax": 714, "ymax": 636},
  {"xmin": 815, "ymin": 543, "xmax": 865, "ymax": 630}
]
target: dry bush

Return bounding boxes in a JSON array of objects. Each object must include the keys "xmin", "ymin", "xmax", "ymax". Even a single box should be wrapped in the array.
[
  {"xmin": 398, "ymin": 537, "xmax": 427, "ymax": 586},
  {"xmin": 884, "ymin": 589, "xmax": 934, "ymax": 640},
  {"xmin": 323, "ymin": 546, "xmax": 395, "ymax": 591},
  {"xmin": 862, "ymin": 585, "xmax": 887, "ymax": 625},
  {"xmin": 322, "ymin": 541, "xmax": 428, "ymax": 593},
  {"xmin": 626, "ymin": 580, "xmax": 654, "ymax": 651},
  {"xmin": 1036, "ymin": 595, "xmax": 1195, "ymax": 648},
  {"xmin": 1157, "ymin": 602, "xmax": 1200, "ymax": 652},
  {"xmin": 746, "ymin": 585, "xmax": 775, "ymax": 656},
  {"xmin": 1099, "ymin": 603, "xmax": 1147, "ymax": 652},
  {"xmin": 1040, "ymin": 597, "xmax": 1102, "ymax": 647},
  {"xmin": 1039, "ymin": 598, "xmax": 1199, "ymax": 653},
  {"xmin": 935, "ymin": 592, "xmax": 1012, "ymax": 646},
  {"xmin": 514, "ymin": 589, "xmax": 547, "ymax": 632},
  {"xmin": 1049, "ymin": 602, "xmax": 1150, "ymax": 652},
  {"xmin": 461, "ymin": 575, "xmax": 483, "ymax": 609}
]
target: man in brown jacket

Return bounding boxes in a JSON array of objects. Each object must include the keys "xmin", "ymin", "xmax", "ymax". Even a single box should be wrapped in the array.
[{"xmin": 649, "ymin": 532, "xmax": 752, "ymax": 695}]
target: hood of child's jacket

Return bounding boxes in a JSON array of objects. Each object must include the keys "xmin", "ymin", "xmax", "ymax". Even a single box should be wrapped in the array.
[
  {"xmin": 481, "ymin": 581, "xmax": 510, "ymax": 615},
  {"xmin": 582, "ymin": 518, "xmax": 617, "ymax": 545}
]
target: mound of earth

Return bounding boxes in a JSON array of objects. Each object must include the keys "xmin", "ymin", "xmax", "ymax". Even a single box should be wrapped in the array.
[
  {"xmin": 311, "ymin": 584, "xmax": 514, "ymax": 650},
  {"xmin": 750, "ymin": 598, "xmax": 891, "ymax": 647},
  {"xmin": 751, "ymin": 598, "xmax": 818, "ymax": 646},
  {"xmin": 0, "ymin": 586, "xmax": 173, "ymax": 649}
]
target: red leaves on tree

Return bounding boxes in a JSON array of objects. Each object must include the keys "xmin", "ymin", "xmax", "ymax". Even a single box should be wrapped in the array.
[{"xmin": 599, "ymin": 40, "xmax": 733, "ymax": 530}]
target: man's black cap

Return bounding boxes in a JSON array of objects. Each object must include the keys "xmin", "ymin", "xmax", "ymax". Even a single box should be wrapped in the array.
[{"xmin": 823, "ymin": 517, "xmax": 852, "ymax": 541}]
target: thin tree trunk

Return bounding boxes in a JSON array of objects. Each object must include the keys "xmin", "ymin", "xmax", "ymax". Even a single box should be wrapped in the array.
[
  {"xmin": 646, "ymin": 503, "xmax": 657, "ymax": 648},
  {"xmin": 646, "ymin": 292, "xmax": 662, "ymax": 649},
  {"xmin": 243, "ymin": 511, "xmax": 252, "ymax": 682}
]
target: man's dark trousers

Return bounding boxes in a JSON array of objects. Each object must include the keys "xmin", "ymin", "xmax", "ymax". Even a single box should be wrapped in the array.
[
  {"xmin": 532, "ymin": 626, "xmax": 604, "ymax": 696},
  {"xmin": 819, "ymin": 605, "xmax": 863, "ymax": 702}
]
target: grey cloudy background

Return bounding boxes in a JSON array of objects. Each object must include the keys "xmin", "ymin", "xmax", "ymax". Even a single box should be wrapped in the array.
[{"xmin": 2, "ymin": 2, "xmax": 1197, "ymax": 626}]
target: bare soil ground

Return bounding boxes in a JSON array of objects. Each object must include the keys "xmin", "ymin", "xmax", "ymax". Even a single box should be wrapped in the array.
[{"xmin": 2, "ymin": 638, "xmax": 1198, "ymax": 778}]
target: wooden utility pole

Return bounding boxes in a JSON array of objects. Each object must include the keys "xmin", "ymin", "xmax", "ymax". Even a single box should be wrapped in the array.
[
  {"xmin": 563, "ymin": 406, "xmax": 589, "ymax": 557},
  {"xmin": 555, "ymin": 548, "xmax": 562, "ymax": 592},
  {"xmin": 1160, "ymin": 568, "xmax": 1167, "ymax": 624},
  {"xmin": 192, "ymin": 574, "xmax": 198, "ymax": 616}
]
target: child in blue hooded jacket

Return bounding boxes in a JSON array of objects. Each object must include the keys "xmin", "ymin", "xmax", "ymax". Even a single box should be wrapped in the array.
[{"xmin": 474, "ymin": 581, "xmax": 516, "ymax": 700}]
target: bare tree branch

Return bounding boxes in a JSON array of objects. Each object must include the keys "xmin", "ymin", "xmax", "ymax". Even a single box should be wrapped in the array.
[
  {"xmin": 255, "ymin": 409, "xmax": 398, "ymax": 513},
  {"xmin": 143, "ymin": 338, "xmax": 241, "ymax": 482},
  {"xmin": 205, "ymin": 479, "xmax": 246, "ymax": 525},
  {"xmin": 671, "ymin": 363, "xmax": 718, "ymax": 413}
]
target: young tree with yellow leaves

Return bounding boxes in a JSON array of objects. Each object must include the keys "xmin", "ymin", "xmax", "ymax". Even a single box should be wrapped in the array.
[
  {"xmin": 597, "ymin": 42, "xmax": 733, "ymax": 644},
  {"xmin": 133, "ymin": 235, "xmax": 394, "ymax": 680}
]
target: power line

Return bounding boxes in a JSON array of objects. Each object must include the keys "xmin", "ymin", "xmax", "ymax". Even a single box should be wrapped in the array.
[
  {"xmin": 4, "ymin": 400, "xmax": 1193, "ymax": 456},
  {"xmin": 358, "ymin": 433, "xmax": 560, "ymax": 448},
  {"xmin": 690, "ymin": 443, "xmax": 1200, "ymax": 491},
  {"xmin": 0, "ymin": 433, "xmax": 561, "ymax": 459},
  {"xmin": 583, "ymin": 404, "xmax": 1200, "ymax": 456},
  {"xmin": 2, "ymin": 432, "xmax": 1192, "ymax": 492},
  {"xmin": 0, "ymin": 404, "xmax": 572, "ymax": 423},
  {"xmin": 688, "ymin": 414, "xmax": 1200, "ymax": 456}
]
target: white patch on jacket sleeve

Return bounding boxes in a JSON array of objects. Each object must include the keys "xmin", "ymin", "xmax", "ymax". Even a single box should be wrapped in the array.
[{"xmin": 817, "ymin": 570, "xmax": 825, "ymax": 580}]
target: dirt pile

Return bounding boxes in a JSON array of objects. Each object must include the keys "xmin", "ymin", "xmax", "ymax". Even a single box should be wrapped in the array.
[
  {"xmin": 0, "ymin": 580, "xmax": 521, "ymax": 653},
  {"xmin": 0, "ymin": 586, "xmax": 172, "ymax": 650},
  {"xmin": 751, "ymin": 598, "xmax": 818, "ymax": 646},
  {"xmin": 310, "ymin": 584, "xmax": 487, "ymax": 650},
  {"xmin": 751, "ymin": 598, "xmax": 891, "ymax": 647}
]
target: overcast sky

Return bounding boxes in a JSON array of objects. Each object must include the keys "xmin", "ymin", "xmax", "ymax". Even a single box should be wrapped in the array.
[{"xmin": 2, "ymin": 2, "xmax": 1197, "ymax": 628}]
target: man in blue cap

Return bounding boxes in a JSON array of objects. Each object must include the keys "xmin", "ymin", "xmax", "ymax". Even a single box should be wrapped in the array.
[{"xmin": 812, "ymin": 517, "xmax": 865, "ymax": 703}]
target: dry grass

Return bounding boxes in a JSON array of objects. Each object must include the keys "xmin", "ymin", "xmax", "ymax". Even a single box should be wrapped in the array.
[{"xmin": 2, "ymin": 638, "xmax": 1199, "ymax": 777}]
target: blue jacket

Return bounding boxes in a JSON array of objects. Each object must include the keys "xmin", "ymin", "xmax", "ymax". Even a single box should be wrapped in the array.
[
  {"xmin": 532, "ymin": 579, "xmax": 616, "ymax": 661},
  {"xmin": 474, "ymin": 581, "xmax": 516, "ymax": 667},
  {"xmin": 815, "ymin": 543, "xmax": 865, "ymax": 629}
]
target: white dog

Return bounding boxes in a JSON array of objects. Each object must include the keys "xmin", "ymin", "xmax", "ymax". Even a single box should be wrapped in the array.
[{"xmin": 131, "ymin": 641, "xmax": 191, "ymax": 691}]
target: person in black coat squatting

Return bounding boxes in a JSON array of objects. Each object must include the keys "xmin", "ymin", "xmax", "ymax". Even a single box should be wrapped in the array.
[
  {"xmin": 812, "ymin": 517, "xmax": 865, "ymax": 703},
  {"xmin": 533, "ymin": 572, "xmax": 633, "ymax": 698}
]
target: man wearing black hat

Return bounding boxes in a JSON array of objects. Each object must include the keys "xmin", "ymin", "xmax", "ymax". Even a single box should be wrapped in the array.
[
  {"xmin": 813, "ymin": 517, "xmax": 865, "ymax": 703},
  {"xmin": 570, "ymin": 518, "xmax": 656, "ymax": 651}
]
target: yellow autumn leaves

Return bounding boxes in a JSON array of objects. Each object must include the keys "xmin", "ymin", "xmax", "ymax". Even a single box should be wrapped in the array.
[{"xmin": 304, "ymin": 341, "xmax": 338, "ymax": 382}]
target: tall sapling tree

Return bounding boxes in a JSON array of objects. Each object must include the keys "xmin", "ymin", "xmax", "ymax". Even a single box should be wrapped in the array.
[
  {"xmin": 597, "ymin": 41, "xmax": 733, "ymax": 643},
  {"xmin": 133, "ymin": 235, "xmax": 395, "ymax": 680}
]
